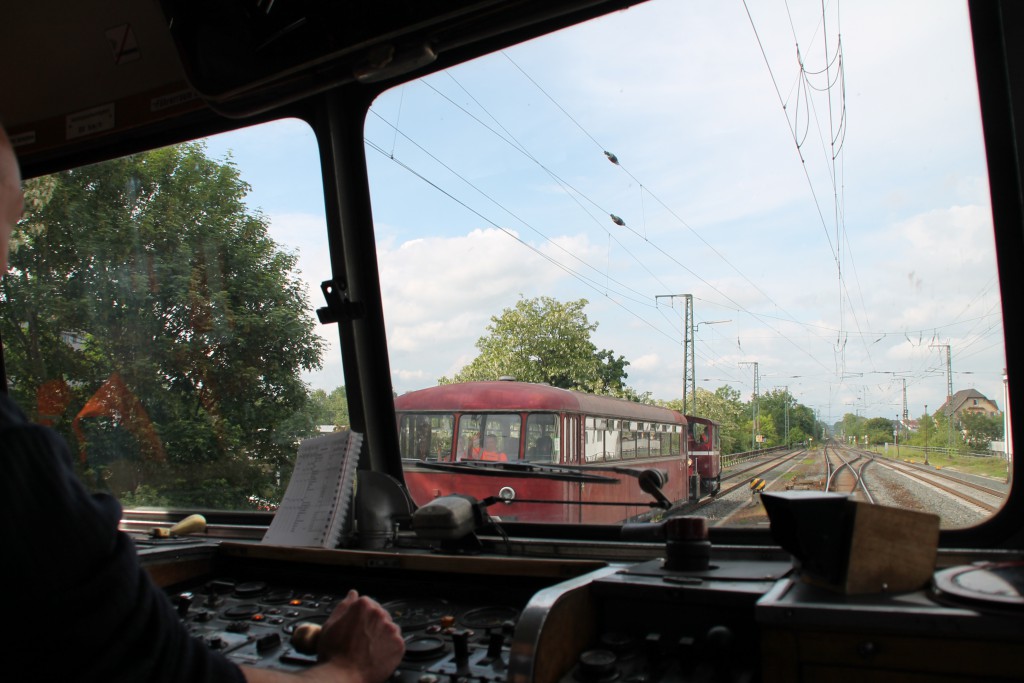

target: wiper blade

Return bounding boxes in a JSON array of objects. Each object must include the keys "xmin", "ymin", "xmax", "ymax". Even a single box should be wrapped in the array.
[{"xmin": 402, "ymin": 458, "xmax": 618, "ymax": 483}]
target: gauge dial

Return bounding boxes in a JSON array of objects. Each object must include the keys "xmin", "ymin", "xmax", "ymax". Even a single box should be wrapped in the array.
[{"xmin": 382, "ymin": 599, "xmax": 452, "ymax": 630}]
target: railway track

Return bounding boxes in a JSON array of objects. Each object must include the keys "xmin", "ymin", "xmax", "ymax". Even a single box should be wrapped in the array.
[
  {"xmin": 663, "ymin": 448, "xmax": 805, "ymax": 517},
  {"xmin": 659, "ymin": 440, "xmax": 1003, "ymax": 532},
  {"xmin": 664, "ymin": 442, "xmax": 1005, "ymax": 528},
  {"xmin": 825, "ymin": 444, "xmax": 874, "ymax": 503},
  {"xmin": 866, "ymin": 453, "xmax": 1003, "ymax": 513}
]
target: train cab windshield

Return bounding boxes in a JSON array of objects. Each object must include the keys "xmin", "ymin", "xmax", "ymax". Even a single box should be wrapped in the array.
[
  {"xmin": 376, "ymin": 0, "xmax": 1011, "ymax": 531},
  {"xmin": 3, "ymin": 1, "xmax": 1024, "ymax": 682},
  {"xmin": 1, "ymin": 0, "xmax": 1012, "ymax": 536}
]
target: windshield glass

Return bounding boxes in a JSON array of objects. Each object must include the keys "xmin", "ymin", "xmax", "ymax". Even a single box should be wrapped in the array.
[
  {"xmin": 370, "ymin": 0, "xmax": 1009, "ymax": 527},
  {"xmin": 3, "ymin": 1, "xmax": 1008, "ymax": 530},
  {"xmin": 3, "ymin": 119, "xmax": 334, "ymax": 511}
]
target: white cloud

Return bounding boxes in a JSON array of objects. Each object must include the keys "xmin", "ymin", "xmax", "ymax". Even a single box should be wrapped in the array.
[
  {"xmin": 629, "ymin": 353, "xmax": 661, "ymax": 372},
  {"xmin": 248, "ymin": 0, "xmax": 1006, "ymax": 419},
  {"xmin": 378, "ymin": 227, "xmax": 598, "ymax": 390}
]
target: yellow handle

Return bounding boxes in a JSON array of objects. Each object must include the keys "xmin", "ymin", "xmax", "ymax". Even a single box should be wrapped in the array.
[{"xmin": 151, "ymin": 513, "xmax": 207, "ymax": 538}]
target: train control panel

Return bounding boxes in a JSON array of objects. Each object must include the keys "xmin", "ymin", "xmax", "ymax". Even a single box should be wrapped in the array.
[
  {"xmin": 150, "ymin": 518, "xmax": 797, "ymax": 683},
  {"xmin": 149, "ymin": 513, "xmax": 1024, "ymax": 683},
  {"xmin": 172, "ymin": 576, "xmax": 523, "ymax": 681},
  {"xmin": 148, "ymin": 541, "xmax": 611, "ymax": 681}
]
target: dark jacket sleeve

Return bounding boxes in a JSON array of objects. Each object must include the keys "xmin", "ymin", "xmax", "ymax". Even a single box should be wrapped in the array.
[{"xmin": 1, "ymin": 397, "xmax": 246, "ymax": 683}]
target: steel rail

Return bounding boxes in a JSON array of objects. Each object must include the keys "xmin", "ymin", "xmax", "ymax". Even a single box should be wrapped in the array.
[{"xmin": 870, "ymin": 457, "xmax": 1001, "ymax": 513}]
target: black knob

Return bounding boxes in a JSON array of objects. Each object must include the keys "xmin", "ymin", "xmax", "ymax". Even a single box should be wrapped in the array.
[
  {"xmin": 705, "ymin": 625, "xmax": 733, "ymax": 651},
  {"xmin": 256, "ymin": 633, "xmax": 282, "ymax": 653},
  {"xmin": 599, "ymin": 632, "xmax": 635, "ymax": 655},
  {"xmin": 644, "ymin": 633, "xmax": 662, "ymax": 665},
  {"xmin": 487, "ymin": 631, "xmax": 504, "ymax": 659},
  {"xmin": 577, "ymin": 649, "xmax": 618, "ymax": 682},
  {"xmin": 664, "ymin": 516, "xmax": 711, "ymax": 571},
  {"xmin": 175, "ymin": 592, "xmax": 194, "ymax": 617},
  {"xmin": 452, "ymin": 629, "xmax": 471, "ymax": 664}
]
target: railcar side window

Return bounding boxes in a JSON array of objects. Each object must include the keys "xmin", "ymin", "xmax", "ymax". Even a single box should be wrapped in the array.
[{"xmin": 584, "ymin": 417, "xmax": 605, "ymax": 463}]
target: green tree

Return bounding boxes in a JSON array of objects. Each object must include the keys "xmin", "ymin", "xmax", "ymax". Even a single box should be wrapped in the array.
[
  {"xmin": 788, "ymin": 426, "xmax": 809, "ymax": 446},
  {"xmin": 1, "ymin": 142, "xmax": 325, "ymax": 507},
  {"xmin": 657, "ymin": 385, "xmax": 748, "ymax": 454},
  {"xmin": 839, "ymin": 413, "xmax": 866, "ymax": 445},
  {"xmin": 933, "ymin": 410, "xmax": 958, "ymax": 451},
  {"xmin": 864, "ymin": 417, "xmax": 896, "ymax": 447},
  {"xmin": 791, "ymin": 404, "xmax": 816, "ymax": 444},
  {"xmin": 912, "ymin": 412, "xmax": 937, "ymax": 450},
  {"xmin": 960, "ymin": 411, "xmax": 1003, "ymax": 451},
  {"xmin": 759, "ymin": 388, "xmax": 815, "ymax": 447},
  {"xmin": 309, "ymin": 386, "xmax": 351, "ymax": 430},
  {"xmin": 442, "ymin": 296, "xmax": 638, "ymax": 398}
]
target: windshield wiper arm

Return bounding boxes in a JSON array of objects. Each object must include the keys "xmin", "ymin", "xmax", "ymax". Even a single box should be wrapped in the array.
[
  {"xmin": 401, "ymin": 458, "xmax": 618, "ymax": 483},
  {"xmin": 521, "ymin": 462, "xmax": 674, "ymax": 508},
  {"xmin": 402, "ymin": 459, "xmax": 672, "ymax": 508}
]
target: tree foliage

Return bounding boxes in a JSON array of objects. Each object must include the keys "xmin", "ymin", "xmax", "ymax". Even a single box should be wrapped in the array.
[
  {"xmin": 658, "ymin": 385, "xmax": 750, "ymax": 455},
  {"xmin": 442, "ymin": 296, "xmax": 641, "ymax": 398},
  {"xmin": 959, "ymin": 411, "xmax": 1003, "ymax": 450},
  {"xmin": 309, "ymin": 386, "xmax": 351, "ymax": 430},
  {"xmin": 864, "ymin": 417, "xmax": 896, "ymax": 446},
  {"xmin": 1, "ymin": 142, "xmax": 325, "ymax": 507},
  {"xmin": 759, "ymin": 388, "xmax": 816, "ymax": 448}
]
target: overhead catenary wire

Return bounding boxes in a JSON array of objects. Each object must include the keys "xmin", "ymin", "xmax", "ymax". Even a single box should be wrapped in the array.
[
  {"xmin": 469, "ymin": 40, "xmax": 986, "ymax": 398},
  {"xmin": 366, "ymin": 109, "xmax": 655, "ymax": 307},
  {"xmin": 412, "ymin": 68, "xmax": 998, "ymax": 386},
  {"xmin": 497, "ymin": 52, "xmax": 838, "ymax": 375},
  {"xmin": 364, "ymin": 136, "xmax": 681, "ymax": 347},
  {"xmin": 420, "ymin": 78, "xmax": 674, "ymax": 295},
  {"xmin": 363, "ymin": 3, "xmax": 1001, "ymax": 411},
  {"xmin": 503, "ymin": 49, "xmax": 817, "ymax": 336}
]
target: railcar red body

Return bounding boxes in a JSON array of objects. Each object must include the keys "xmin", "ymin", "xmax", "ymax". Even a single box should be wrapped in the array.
[
  {"xmin": 685, "ymin": 415, "xmax": 722, "ymax": 494},
  {"xmin": 395, "ymin": 381, "xmax": 698, "ymax": 523}
]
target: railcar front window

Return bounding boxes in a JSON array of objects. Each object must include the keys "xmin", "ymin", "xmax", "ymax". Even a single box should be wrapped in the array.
[
  {"xmin": 525, "ymin": 413, "xmax": 559, "ymax": 462},
  {"xmin": 373, "ymin": 0, "xmax": 1008, "ymax": 527},
  {"xmin": 457, "ymin": 413, "xmax": 522, "ymax": 461},
  {"xmin": 399, "ymin": 413, "xmax": 455, "ymax": 460}
]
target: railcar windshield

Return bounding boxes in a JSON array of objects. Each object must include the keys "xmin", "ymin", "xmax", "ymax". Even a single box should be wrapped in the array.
[
  {"xmin": 398, "ymin": 414, "xmax": 455, "ymax": 461},
  {"xmin": 456, "ymin": 413, "xmax": 521, "ymax": 461}
]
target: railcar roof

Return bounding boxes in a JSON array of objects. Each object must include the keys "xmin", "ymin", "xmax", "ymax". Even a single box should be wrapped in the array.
[{"xmin": 395, "ymin": 381, "xmax": 686, "ymax": 424}]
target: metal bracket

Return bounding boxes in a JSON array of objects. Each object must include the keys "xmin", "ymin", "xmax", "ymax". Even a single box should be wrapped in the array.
[{"xmin": 316, "ymin": 279, "xmax": 363, "ymax": 324}]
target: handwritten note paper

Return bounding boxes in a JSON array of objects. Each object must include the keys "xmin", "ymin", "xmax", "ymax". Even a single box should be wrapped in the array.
[{"xmin": 262, "ymin": 430, "xmax": 361, "ymax": 548}]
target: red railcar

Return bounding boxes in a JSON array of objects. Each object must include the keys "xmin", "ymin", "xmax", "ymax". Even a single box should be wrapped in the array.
[
  {"xmin": 396, "ymin": 380, "xmax": 692, "ymax": 524},
  {"xmin": 685, "ymin": 415, "xmax": 722, "ymax": 494}
]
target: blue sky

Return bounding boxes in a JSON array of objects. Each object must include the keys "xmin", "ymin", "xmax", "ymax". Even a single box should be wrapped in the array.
[{"xmin": 206, "ymin": 0, "xmax": 1006, "ymax": 428}]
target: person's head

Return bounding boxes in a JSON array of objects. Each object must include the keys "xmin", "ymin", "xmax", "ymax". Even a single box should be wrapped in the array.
[
  {"xmin": 484, "ymin": 435, "xmax": 498, "ymax": 449},
  {"xmin": 0, "ymin": 125, "xmax": 25, "ymax": 275}
]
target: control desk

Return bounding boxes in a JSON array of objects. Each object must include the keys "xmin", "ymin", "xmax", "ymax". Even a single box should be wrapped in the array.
[
  {"xmin": 144, "ymin": 539, "xmax": 790, "ymax": 683},
  {"xmin": 143, "ymin": 540, "xmax": 1024, "ymax": 683}
]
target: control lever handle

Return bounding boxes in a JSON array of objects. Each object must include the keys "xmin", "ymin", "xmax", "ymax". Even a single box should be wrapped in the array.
[
  {"xmin": 292, "ymin": 623, "xmax": 322, "ymax": 655},
  {"xmin": 151, "ymin": 513, "xmax": 207, "ymax": 538}
]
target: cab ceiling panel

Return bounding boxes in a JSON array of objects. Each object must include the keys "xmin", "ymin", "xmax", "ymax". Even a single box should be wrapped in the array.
[
  {"xmin": 0, "ymin": 1, "xmax": 189, "ymax": 162},
  {"xmin": 1, "ymin": 0, "xmax": 643, "ymax": 169}
]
